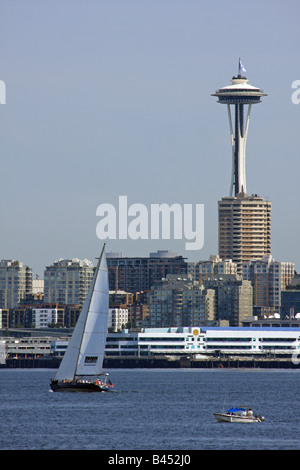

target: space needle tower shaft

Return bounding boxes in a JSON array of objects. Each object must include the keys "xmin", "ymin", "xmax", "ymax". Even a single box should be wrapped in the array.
[{"xmin": 212, "ymin": 59, "xmax": 267, "ymax": 196}]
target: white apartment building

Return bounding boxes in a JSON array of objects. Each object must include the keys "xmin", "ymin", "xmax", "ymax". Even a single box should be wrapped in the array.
[
  {"xmin": 0, "ymin": 260, "xmax": 32, "ymax": 309},
  {"xmin": 149, "ymin": 275, "xmax": 216, "ymax": 328},
  {"xmin": 32, "ymin": 279, "xmax": 44, "ymax": 295},
  {"xmin": 188, "ymin": 255, "xmax": 237, "ymax": 283},
  {"xmin": 108, "ymin": 308, "xmax": 129, "ymax": 332},
  {"xmin": 242, "ymin": 255, "xmax": 294, "ymax": 310},
  {"xmin": 44, "ymin": 258, "xmax": 95, "ymax": 306},
  {"xmin": 32, "ymin": 308, "xmax": 59, "ymax": 328}
]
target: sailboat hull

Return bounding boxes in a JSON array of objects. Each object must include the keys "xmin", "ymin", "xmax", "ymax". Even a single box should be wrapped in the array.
[{"xmin": 50, "ymin": 380, "xmax": 110, "ymax": 392}]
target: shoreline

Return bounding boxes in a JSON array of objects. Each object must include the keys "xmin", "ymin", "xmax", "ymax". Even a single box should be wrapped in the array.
[{"xmin": 0, "ymin": 355, "xmax": 299, "ymax": 369}]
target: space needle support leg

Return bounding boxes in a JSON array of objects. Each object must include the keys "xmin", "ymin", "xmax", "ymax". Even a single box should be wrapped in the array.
[
  {"xmin": 242, "ymin": 104, "xmax": 252, "ymax": 194},
  {"xmin": 227, "ymin": 104, "xmax": 235, "ymax": 197},
  {"xmin": 244, "ymin": 103, "xmax": 252, "ymax": 141}
]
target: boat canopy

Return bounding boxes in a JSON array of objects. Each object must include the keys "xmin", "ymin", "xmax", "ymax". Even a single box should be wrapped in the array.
[{"xmin": 226, "ymin": 407, "xmax": 245, "ymax": 413}]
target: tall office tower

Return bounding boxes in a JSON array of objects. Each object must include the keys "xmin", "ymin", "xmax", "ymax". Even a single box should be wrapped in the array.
[
  {"xmin": 218, "ymin": 194, "xmax": 271, "ymax": 274},
  {"xmin": 213, "ymin": 61, "xmax": 271, "ymax": 273},
  {"xmin": 44, "ymin": 258, "xmax": 95, "ymax": 306},
  {"xmin": 0, "ymin": 260, "xmax": 33, "ymax": 309}
]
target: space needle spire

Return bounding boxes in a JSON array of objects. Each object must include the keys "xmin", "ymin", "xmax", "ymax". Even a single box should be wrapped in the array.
[{"xmin": 212, "ymin": 60, "xmax": 267, "ymax": 196}]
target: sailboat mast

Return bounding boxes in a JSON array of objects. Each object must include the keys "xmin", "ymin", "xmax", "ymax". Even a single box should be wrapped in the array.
[{"xmin": 73, "ymin": 243, "xmax": 106, "ymax": 380}]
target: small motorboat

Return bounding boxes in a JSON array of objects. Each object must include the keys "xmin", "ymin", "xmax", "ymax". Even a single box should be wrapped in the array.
[{"xmin": 213, "ymin": 406, "xmax": 265, "ymax": 423}]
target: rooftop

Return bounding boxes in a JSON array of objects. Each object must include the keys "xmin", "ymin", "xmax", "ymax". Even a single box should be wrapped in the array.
[{"xmin": 212, "ymin": 76, "xmax": 266, "ymax": 103}]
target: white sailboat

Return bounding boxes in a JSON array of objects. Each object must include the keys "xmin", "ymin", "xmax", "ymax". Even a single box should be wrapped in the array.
[{"xmin": 50, "ymin": 244, "xmax": 114, "ymax": 392}]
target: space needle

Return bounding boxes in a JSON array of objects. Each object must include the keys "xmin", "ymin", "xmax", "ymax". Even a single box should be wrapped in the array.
[{"xmin": 212, "ymin": 59, "xmax": 267, "ymax": 196}]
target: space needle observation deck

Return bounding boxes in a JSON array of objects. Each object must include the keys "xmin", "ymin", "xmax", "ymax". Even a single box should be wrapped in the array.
[{"xmin": 212, "ymin": 59, "xmax": 267, "ymax": 196}]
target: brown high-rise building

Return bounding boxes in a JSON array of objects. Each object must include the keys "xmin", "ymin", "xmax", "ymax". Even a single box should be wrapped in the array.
[{"xmin": 218, "ymin": 194, "xmax": 271, "ymax": 274}]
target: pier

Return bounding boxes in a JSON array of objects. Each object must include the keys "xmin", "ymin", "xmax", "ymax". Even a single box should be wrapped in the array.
[{"xmin": 1, "ymin": 355, "xmax": 298, "ymax": 369}]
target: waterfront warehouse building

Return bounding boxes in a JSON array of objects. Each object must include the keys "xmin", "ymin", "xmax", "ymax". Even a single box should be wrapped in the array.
[
  {"xmin": 107, "ymin": 326, "xmax": 300, "ymax": 358},
  {"xmin": 49, "ymin": 326, "xmax": 300, "ymax": 359}
]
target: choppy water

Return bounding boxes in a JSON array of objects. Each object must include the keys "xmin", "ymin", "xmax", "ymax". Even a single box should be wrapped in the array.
[{"xmin": 0, "ymin": 368, "xmax": 299, "ymax": 450}]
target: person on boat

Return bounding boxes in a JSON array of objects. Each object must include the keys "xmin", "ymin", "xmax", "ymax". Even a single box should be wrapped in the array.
[
  {"xmin": 241, "ymin": 409, "xmax": 247, "ymax": 416},
  {"xmin": 248, "ymin": 409, "xmax": 253, "ymax": 417}
]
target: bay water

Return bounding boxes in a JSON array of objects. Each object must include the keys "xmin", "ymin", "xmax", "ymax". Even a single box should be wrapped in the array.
[{"xmin": 0, "ymin": 368, "xmax": 299, "ymax": 450}]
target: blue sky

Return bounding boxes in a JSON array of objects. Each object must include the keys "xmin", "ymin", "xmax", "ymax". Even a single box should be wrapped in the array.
[{"xmin": 0, "ymin": 0, "xmax": 299, "ymax": 276}]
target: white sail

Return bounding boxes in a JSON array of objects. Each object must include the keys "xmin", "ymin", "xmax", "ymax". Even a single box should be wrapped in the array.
[{"xmin": 55, "ymin": 245, "xmax": 109, "ymax": 381}]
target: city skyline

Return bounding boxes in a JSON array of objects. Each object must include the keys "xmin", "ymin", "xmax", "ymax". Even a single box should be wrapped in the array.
[{"xmin": 0, "ymin": 1, "xmax": 299, "ymax": 276}]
